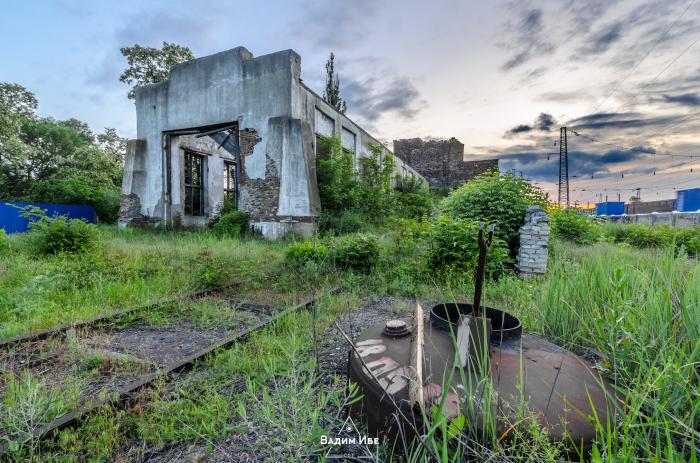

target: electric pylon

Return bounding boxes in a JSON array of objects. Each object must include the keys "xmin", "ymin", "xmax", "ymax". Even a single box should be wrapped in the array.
[{"xmin": 558, "ymin": 127, "xmax": 569, "ymax": 207}]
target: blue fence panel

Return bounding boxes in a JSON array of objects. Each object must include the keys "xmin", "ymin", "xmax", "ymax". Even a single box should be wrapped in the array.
[
  {"xmin": 0, "ymin": 202, "xmax": 97, "ymax": 234},
  {"xmin": 595, "ymin": 202, "xmax": 625, "ymax": 216},
  {"xmin": 676, "ymin": 188, "xmax": 700, "ymax": 212}
]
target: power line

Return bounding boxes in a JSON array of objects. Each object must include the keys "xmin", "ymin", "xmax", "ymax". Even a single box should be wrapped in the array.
[
  {"xmin": 567, "ymin": 128, "xmax": 696, "ymax": 158},
  {"xmin": 644, "ymin": 110, "xmax": 700, "ymax": 139},
  {"xmin": 605, "ymin": 30, "xmax": 700, "ymax": 116},
  {"xmin": 590, "ymin": 0, "xmax": 696, "ymax": 114}
]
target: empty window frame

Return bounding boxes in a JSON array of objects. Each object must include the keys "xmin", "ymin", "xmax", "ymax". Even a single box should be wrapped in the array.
[
  {"xmin": 224, "ymin": 160, "xmax": 237, "ymax": 202},
  {"xmin": 184, "ymin": 151, "xmax": 204, "ymax": 216}
]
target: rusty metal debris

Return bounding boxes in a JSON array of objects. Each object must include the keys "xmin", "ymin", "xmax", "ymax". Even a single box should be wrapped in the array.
[{"xmin": 348, "ymin": 225, "xmax": 618, "ymax": 456}]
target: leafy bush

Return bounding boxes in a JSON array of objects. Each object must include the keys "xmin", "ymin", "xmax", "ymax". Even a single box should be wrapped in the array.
[
  {"xmin": 316, "ymin": 136, "xmax": 358, "ymax": 214},
  {"xmin": 604, "ymin": 224, "xmax": 670, "ymax": 248},
  {"xmin": 603, "ymin": 224, "xmax": 700, "ymax": 255},
  {"xmin": 210, "ymin": 211, "xmax": 250, "ymax": 238},
  {"xmin": 331, "ymin": 234, "xmax": 379, "ymax": 272},
  {"xmin": 440, "ymin": 171, "xmax": 549, "ymax": 255},
  {"xmin": 425, "ymin": 216, "xmax": 511, "ymax": 279},
  {"xmin": 31, "ymin": 173, "xmax": 121, "ymax": 223},
  {"xmin": 675, "ymin": 226, "xmax": 700, "ymax": 256},
  {"xmin": 285, "ymin": 241, "xmax": 330, "ymax": 267},
  {"xmin": 394, "ymin": 176, "xmax": 433, "ymax": 219},
  {"xmin": 25, "ymin": 209, "xmax": 99, "ymax": 255},
  {"xmin": 356, "ymin": 143, "xmax": 396, "ymax": 221},
  {"xmin": 394, "ymin": 175, "xmax": 424, "ymax": 194},
  {"xmin": 316, "ymin": 136, "xmax": 423, "ymax": 229},
  {"xmin": 550, "ymin": 209, "xmax": 599, "ymax": 244},
  {"xmin": 318, "ymin": 210, "xmax": 368, "ymax": 235}
]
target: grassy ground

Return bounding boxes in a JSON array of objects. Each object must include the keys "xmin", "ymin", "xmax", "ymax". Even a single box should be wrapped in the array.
[
  {"xmin": 0, "ymin": 227, "xmax": 293, "ymax": 339},
  {"xmin": 1, "ymin": 226, "xmax": 699, "ymax": 461}
]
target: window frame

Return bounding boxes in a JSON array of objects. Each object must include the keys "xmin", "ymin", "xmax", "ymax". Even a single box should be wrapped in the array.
[
  {"xmin": 184, "ymin": 150, "xmax": 204, "ymax": 216},
  {"xmin": 224, "ymin": 160, "xmax": 238, "ymax": 202}
]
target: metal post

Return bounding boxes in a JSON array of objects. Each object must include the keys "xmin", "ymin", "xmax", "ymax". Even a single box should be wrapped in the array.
[{"xmin": 473, "ymin": 223, "xmax": 494, "ymax": 319}]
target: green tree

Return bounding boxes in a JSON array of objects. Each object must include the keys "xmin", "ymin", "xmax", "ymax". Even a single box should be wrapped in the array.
[
  {"xmin": 323, "ymin": 52, "xmax": 347, "ymax": 114},
  {"xmin": 0, "ymin": 82, "xmax": 125, "ymax": 219},
  {"xmin": 119, "ymin": 42, "xmax": 195, "ymax": 99},
  {"xmin": 0, "ymin": 83, "xmax": 37, "ymax": 198},
  {"xmin": 96, "ymin": 127, "xmax": 127, "ymax": 164}
]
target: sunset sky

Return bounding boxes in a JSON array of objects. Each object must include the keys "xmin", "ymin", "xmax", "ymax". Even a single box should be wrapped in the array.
[{"xmin": 2, "ymin": 0, "xmax": 700, "ymax": 204}]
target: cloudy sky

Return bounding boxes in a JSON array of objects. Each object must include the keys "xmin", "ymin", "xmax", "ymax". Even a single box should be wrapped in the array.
[{"xmin": 2, "ymin": 0, "xmax": 700, "ymax": 204}]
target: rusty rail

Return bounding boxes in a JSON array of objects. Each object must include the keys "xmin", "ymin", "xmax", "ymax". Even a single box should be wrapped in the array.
[
  {"xmin": 0, "ymin": 285, "xmax": 232, "ymax": 349},
  {"xmin": 0, "ymin": 287, "xmax": 339, "ymax": 456}
]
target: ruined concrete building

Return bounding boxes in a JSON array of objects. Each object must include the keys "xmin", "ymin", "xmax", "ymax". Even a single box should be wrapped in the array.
[
  {"xmin": 119, "ymin": 46, "xmax": 422, "ymax": 238},
  {"xmin": 393, "ymin": 137, "xmax": 498, "ymax": 189}
]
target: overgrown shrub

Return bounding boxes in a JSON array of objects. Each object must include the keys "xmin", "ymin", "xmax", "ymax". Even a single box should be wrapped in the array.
[
  {"xmin": 425, "ymin": 216, "xmax": 511, "ymax": 279},
  {"xmin": 550, "ymin": 209, "xmax": 599, "ymax": 244},
  {"xmin": 394, "ymin": 176, "xmax": 433, "ymax": 219},
  {"xmin": 603, "ymin": 224, "xmax": 700, "ymax": 255},
  {"xmin": 285, "ymin": 241, "xmax": 330, "ymax": 267},
  {"xmin": 316, "ymin": 136, "xmax": 421, "ymax": 230},
  {"xmin": 675, "ymin": 226, "xmax": 700, "ymax": 256},
  {"xmin": 24, "ymin": 207, "xmax": 99, "ymax": 255},
  {"xmin": 318, "ymin": 210, "xmax": 368, "ymax": 235},
  {"xmin": 316, "ymin": 136, "xmax": 358, "ymax": 214},
  {"xmin": 356, "ymin": 143, "xmax": 396, "ymax": 221},
  {"xmin": 210, "ymin": 210, "xmax": 250, "ymax": 238},
  {"xmin": 331, "ymin": 234, "xmax": 379, "ymax": 272},
  {"xmin": 31, "ymin": 173, "xmax": 121, "ymax": 223},
  {"xmin": 440, "ymin": 171, "xmax": 549, "ymax": 255}
]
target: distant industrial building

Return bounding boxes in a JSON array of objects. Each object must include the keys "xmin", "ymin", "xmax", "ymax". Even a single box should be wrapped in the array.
[{"xmin": 625, "ymin": 198, "xmax": 675, "ymax": 215}]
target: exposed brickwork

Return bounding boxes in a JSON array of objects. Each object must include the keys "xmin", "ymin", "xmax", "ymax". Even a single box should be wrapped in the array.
[
  {"xmin": 118, "ymin": 193, "xmax": 150, "ymax": 228},
  {"xmin": 393, "ymin": 137, "xmax": 498, "ymax": 189},
  {"xmin": 239, "ymin": 154, "xmax": 281, "ymax": 219},
  {"xmin": 239, "ymin": 128, "xmax": 261, "ymax": 156},
  {"xmin": 236, "ymin": 128, "xmax": 280, "ymax": 220}
]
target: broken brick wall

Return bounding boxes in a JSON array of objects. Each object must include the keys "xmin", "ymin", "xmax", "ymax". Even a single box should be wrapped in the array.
[
  {"xmin": 393, "ymin": 137, "xmax": 498, "ymax": 189},
  {"xmin": 237, "ymin": 128, "xmax": 282, "ymax": 220}
]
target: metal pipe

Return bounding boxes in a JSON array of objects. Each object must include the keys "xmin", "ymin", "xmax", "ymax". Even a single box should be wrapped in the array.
[{"xmin": 473, "ymin": 223, "xmax": 494, "ymax": 318}]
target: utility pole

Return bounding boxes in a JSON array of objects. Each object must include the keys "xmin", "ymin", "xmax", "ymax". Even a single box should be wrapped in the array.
[{"xmin": 558, "ymin": 127, "xmax": 569, "ymax": 208}]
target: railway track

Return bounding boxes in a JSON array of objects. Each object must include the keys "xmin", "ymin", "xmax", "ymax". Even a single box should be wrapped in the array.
[{"xmin": 0, "ymin": 286, "xmax": 337, "ymax": 456}]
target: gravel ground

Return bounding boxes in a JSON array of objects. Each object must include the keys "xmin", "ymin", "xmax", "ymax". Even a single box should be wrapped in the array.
[{"xmin": 122, "ymin": 297, "xmax": 418, "ymax": 463}]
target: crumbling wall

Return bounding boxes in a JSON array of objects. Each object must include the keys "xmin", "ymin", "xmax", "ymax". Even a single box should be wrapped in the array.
[
  {"xmin": 606, "ymin": 212, "xmax": 700, "ymax": 227},
  {"xmin": 516, "ymin": 206, "xmax": 550, "ymax": 277},
  {"xmin": 393, "ymin": 138, "xmax": 498, "ymax": 189}
]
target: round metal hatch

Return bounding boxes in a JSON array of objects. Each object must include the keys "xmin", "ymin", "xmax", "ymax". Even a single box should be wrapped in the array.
[
  {"xmin": 348, "ymin": 303, "xmax": 618, "ymax": 456},
  {"xmin": 430, "ymin": 303, "xmax": 522, "ymax": 340}
]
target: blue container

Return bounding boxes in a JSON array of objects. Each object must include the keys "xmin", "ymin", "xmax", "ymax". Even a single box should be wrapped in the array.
[
  {"xmin": 0, "ymin": 202, "xmax": 97, "ymax": 234},
  {"xmin": 675, "ymin": 188, "xmax": 700, "ymax": 212},
  {"xmin": 595, "ymin": 201, "xmax": 625, "ymax": 216}
]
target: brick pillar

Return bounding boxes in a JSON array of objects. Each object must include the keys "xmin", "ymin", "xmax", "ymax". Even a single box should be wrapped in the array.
[{"xmin": 516, "ymin": 206, "xmax": 550, "ymax": 277}]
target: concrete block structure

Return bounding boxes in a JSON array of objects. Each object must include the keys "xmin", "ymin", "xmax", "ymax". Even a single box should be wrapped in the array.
[
  {"xmin": 516, "ymin": 206, "xmax": 550, "ymax": 277},
  {"xmin": 119, "ymin": 46, "xmax": 423, "ymax": 238},
  {"xmin": 393, "ymin": 137, "xmax": 498, "ymax": 189}
]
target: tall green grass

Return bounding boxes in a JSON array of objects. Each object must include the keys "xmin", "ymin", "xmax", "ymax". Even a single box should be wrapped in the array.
[
  {"xmin": 0, "ymin": 227, "xmax": 288, "ymax": 339},
  {"xmin": 480, "ymin": 241, "xmax": 700, "ymax": 460}
]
